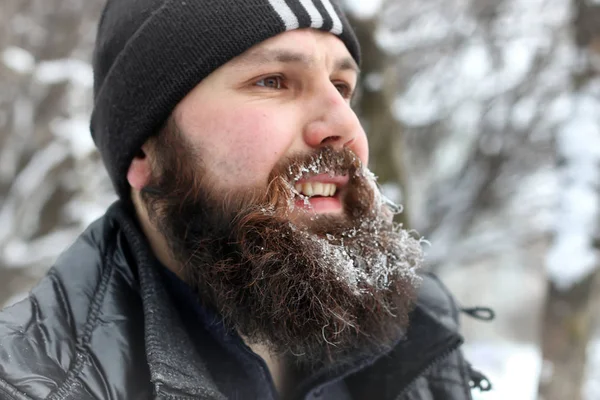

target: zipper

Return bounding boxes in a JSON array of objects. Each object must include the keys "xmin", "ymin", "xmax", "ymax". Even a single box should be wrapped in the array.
[
  {"xmin": 0, "ymin": 386, "xmax": 18, "ymax": 400},
  {"xmin": 0, "ymin": 381, "xmax": 32, "ymax": 400},
  {"xmin": 394, "ymin": 336, "xmax": 463, "ymax": 400}
]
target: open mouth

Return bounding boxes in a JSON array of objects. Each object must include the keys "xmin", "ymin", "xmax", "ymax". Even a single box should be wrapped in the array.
[{"xmin": 293, "ymin": 174, "xmax": 349, "ymax": 213}]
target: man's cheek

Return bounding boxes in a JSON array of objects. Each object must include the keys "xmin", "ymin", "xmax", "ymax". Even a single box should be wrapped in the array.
[{"xmin": 219, "ymin": 115, "xmax": 290, "ymax": 178}]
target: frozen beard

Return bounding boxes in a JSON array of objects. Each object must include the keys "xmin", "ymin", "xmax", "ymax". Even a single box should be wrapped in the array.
[{"xmin": 141, "ymin": 123, "xmax": 424, "ymax": 368}]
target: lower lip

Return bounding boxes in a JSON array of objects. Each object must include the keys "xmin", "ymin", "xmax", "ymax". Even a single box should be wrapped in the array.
[{"xmin": 294, "ymin": 196, "xmax": 343, "ymax": 213}]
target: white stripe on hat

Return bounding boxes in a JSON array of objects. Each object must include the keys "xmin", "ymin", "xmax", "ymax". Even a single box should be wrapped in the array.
[
  {"xmin": 298, "ymin": 0, "xmax": 324, "ymax": 28},
  {"xmin": 268, "ymin": 0, "xmax": 300, "ymax": 30},
  {"xmin": 320, "ymin": 0, "xmax": 343, "ymax": 35}
]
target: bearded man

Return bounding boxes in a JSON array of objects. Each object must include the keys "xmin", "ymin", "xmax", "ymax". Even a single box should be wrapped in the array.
[{"xmin": 0, "ymin": 1, "xmax": 487, "ymax": 399}]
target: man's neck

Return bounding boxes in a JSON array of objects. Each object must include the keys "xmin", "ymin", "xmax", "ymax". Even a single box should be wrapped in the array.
[{"xmin": 245, "ymin": 340, "xmax": 294, "ymax": 398}]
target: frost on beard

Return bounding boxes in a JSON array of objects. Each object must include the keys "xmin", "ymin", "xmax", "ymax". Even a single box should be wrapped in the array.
[{"xmin": 280, "ymin": 153, "xmax": 424, "ymax": 295}]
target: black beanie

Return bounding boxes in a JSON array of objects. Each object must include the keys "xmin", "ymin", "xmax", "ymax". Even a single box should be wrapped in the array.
[{"xmin": 91, "ymin": 0, "xmax": 361, "ymax": 199}]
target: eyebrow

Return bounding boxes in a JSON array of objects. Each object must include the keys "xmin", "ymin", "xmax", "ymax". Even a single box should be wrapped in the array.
[{"xmin": 231, "ymin": 48, "xmax": 361, "ymax": 75}]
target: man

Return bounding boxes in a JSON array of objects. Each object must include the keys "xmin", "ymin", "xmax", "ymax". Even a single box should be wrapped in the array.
[{"xmin": 0, "ymin": 0, "xmax": 487, "ymax": 399}]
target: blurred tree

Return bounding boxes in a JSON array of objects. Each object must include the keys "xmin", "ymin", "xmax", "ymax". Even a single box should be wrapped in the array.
[{"xmin": 0, "ymin": 0, "xmax": 109, "ymax": 307}]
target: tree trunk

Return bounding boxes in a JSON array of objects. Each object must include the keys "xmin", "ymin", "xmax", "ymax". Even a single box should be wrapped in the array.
[
  {"xmin": 539, "ymin": 272, "xmax": 600, "ymax": 400},
  {"xmin": 539, "ymin": 2, "xmax": 600, "ymax": 398}
]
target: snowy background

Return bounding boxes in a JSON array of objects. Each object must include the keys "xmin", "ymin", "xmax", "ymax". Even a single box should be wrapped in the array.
[{"xmin": 1, "ymin": 0, "xmax": 599, "ymax": 399}]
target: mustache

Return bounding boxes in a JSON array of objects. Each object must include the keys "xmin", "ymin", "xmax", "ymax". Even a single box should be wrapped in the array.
[
  {"xmin": 275, "ymin": 146, "xmax": 363, "ymax": 184},
  {"xmin": 214, "ymin": 146, "xmax": 371, "ymax": 222}
]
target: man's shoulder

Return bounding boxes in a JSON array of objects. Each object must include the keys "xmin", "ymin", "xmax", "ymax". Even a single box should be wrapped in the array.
[
  {"xmin": 0, "ymin": 205, "xmax": 147, "ymax": 399},
  {"xmin": 0, "ymin": 211, "xmax": 122, "ymax": 335}
]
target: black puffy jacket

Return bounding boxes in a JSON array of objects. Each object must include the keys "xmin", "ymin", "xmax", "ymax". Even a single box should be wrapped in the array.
[{"xmin": 0, "ymin": 201, "xmax": 483, "ymax": 399}]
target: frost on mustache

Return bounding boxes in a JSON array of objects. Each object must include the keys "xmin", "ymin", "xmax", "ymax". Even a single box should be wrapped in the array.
[
  {"xmin": 278, "ymin": 153, "xmax": 424, "ymax": 295},
  {"xmin": 285, "ymin": 150, "xmax": 340, "ymax": 207}
]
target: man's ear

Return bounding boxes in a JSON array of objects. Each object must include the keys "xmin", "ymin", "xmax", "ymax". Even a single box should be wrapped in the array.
[{"xmin": 127, "ymin": 143, "xmax": 153, "ymax": 190}]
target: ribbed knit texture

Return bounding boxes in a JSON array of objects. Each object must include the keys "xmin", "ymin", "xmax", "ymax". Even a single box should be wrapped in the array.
[{"xmin": 91, "ymin": 0, "xmax": 361, "ymax": 199}]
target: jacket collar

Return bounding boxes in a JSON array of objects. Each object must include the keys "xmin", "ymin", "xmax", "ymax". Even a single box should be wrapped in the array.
[
  {"xmin": 350, "ymin": 303, "xmax": 464, "ymax": 399},
  {"xmin": 292, "ymin": 296, "xmax": 463, "ymax": 400},
  {"xmin": 110, "ymin": 202, "xmax": 226, "ymax": 399}
]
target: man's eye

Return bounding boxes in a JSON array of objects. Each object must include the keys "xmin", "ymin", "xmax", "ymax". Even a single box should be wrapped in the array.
[
  {"xmin": 256, "ymin": 76, "xmax": 284, "ymax": 89},
  {"xmin": 334, "ymin": 82, "xmax": 353, "ymax": 99}
]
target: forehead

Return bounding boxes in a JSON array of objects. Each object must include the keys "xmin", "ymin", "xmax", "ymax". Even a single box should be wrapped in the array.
[{"xmin": 227, "ymin": 28, "xmax": 359, "ymax": 73}]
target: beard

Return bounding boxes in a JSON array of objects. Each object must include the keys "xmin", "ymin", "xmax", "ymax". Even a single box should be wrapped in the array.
[{"xmin": 140, "ymin": 121, "xmax": 424, "ymax": 369}]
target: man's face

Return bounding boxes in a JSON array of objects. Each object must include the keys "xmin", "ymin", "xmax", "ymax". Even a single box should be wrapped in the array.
[
  {"xmin": 170, "ymin": 29, "xmax": 368, "ymax": 216},
  {"xmin": 139, "ymin": 29, "xmax": 423, "ymax": 368}
]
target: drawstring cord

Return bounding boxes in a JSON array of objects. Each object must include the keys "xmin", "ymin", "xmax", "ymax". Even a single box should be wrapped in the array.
[{"xmin": 460, "ymin": 306, "xmax": 495, "ymax": 321}]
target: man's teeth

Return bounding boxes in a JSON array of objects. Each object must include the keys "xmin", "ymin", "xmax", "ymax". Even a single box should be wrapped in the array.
[{"xmin": 294, "ymin": 182, "xmax": 337, "ymax": 197}]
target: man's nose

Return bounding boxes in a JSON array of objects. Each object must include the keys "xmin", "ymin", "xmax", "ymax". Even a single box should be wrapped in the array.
[{"xmin": 302, "ymin": 84, "xmax": 362, "ymax": 151}]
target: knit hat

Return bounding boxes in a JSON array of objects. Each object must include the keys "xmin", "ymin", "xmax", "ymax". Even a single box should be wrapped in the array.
[{"xmin": 91, "ymin": 0, "xmax": 361, "ymax": 199}]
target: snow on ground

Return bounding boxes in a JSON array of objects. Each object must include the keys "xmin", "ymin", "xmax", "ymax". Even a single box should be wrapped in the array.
[
  {"xmin": 464, "ymin": 341, "xmax": 541, "ymax": 400},
  {"xmin": 584, "ymin": 338, "xmax": 600, "ymax": 400}
]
